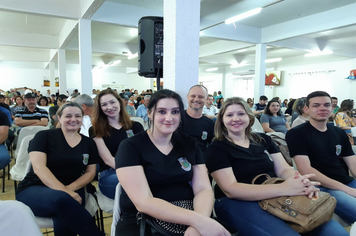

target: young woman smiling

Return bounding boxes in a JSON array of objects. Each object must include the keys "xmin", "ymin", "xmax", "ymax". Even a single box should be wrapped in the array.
[
  {"xmin": 115, "ymin": 89, "xmax": 230, "ymax": 236},
  {"xmin": 90, "ymin": 89, "xmax": 143, "ymax": 199},
  {"xmin": 205, "ymin": 97, "xmax": 347, "ymax": 236}
]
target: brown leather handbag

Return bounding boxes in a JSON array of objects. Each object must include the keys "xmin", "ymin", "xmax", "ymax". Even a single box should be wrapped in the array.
[{"xmin": 252, "ymin": 174, "xmax": 337, "ymax": 233}]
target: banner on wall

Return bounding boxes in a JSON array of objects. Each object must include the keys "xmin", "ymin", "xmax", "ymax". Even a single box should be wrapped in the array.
[
  {"xmin": 346, "ymin": 69, "xmax": 356, "ymax": 80},
  {"xmin": 265, "ymin": 71, "xmax": 282, "ymax": 85}
]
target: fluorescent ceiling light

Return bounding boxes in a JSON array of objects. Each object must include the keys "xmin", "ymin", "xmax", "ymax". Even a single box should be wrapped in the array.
[
  {"xmin": 206, "ymin": 67, "xmax": 218, "ymax": 72},
  {"xmin": 128, "ymin": 53, "xmax": 138, "ymax": 59},
  {"xmin": 230, "ymin": 62, "xmax": 247, "ymax": 68},
  {"xmin": 225, "ymin": 8, "xmax": 262, "ymax": 24},
  {"xmin": 265, "ymin": 58, "xmax": 282, "ymax": 63},
  {"xmin": 304, "ymin": 50, "xmax": 333, "ymax": 57}
]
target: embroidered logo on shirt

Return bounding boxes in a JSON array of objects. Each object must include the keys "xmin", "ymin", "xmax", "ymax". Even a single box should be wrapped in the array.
[
  {"xmin": 83, "ymin": 154, "xmax": 89, "ymax": 165},
  {"xmin": 201, "ymin": 131, "xmax": 208, "ymax": 140},
  {"xmin": 336, "ymin": 145, "xmax": 342, "ymax": 156},
  {"xmin": 178, "ymin": 157, "xmax": 191, "ymax": 171},
  {"xmin": 264, "ymin": 150, "xmax": 273, "ymax": 161},
  {"xmin": 126, "ymin": 130, "xmax": 134, "ymax": 138}
]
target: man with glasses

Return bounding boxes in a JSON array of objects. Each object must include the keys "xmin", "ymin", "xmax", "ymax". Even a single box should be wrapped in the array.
[{"xmin": 286, "ymin": 91, "xmax": 356, "ymax": 224}]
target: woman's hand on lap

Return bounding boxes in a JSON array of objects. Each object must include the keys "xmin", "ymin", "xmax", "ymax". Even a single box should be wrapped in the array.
[{"xmin": 195, "ymin": 217, "xmax": 231, "ymax": 236}]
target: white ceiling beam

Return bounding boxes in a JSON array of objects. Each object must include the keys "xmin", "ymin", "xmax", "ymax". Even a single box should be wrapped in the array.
[
  {"xmin": 0, "ymin": 31, "xmax": 58, "ymax": 48},
  {"xmin": 91, "ymin": 1, "xmax": 162, "ymax": 27},
  {"xmin": 0, "ymin": 0, "xmax": 81, "ymax": 19},
  {"xmin": 262, "ymin": 3, "xmax": 356, "ymax": 43},
  {"xmin": 81, "ymin": 0, "xmax": 106, "ymax": 19},
  {"xmin": 0, "ymin": 49, "xmax": 51, "ymax": 61},
  {"xmin": 201, "ymin": 23, "xmax": 261, "ymax": 44},
  {"xmin": 268, "ymin": 36, "xmax": 356, "ymax": 58},
  {"xmin": 199, "ymin": 40, "xmax": 253, "ymax": 57}
]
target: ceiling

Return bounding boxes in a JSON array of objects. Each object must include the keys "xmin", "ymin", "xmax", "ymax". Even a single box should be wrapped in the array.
[{"xmin": 0, "ymin": 0, "xmax": 355, "ymax": 75}]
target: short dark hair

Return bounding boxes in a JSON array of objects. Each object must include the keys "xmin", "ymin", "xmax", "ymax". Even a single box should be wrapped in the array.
[
  {"xmin": 260, "ymin": 95, "xmax": 268, "ymax": 101},
  {"xmin": 331, "ymin": 97, "xmax": 338, "ymax": 100},
  {"xmin": 306, "ymin": 91, "xmax": 331, "ymax": 107}
]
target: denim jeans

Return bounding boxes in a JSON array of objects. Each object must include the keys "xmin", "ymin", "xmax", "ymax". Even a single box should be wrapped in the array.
[
  {"xmin": 16, "ymin": 185, "xmax": 104, "ymax": 236},
  {"xmin": 319, "ymin": 179, "xmax": 356, "ymax": 224},
  {"xmin": 214, "ymin": 197, "xmax": 348, "ymax": 236},
  {"xmin": 98, "ymin": 168, "xmax": 119, "ymax": 199},
  {"xmin": 0, "ymin": 144, "xmax": 11, "ymax": 170}
]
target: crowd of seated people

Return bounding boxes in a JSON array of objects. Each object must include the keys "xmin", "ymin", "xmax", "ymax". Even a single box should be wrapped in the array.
[{"xmin": 2, "ymin": 85, "xmax": 356, "ymax": 235}]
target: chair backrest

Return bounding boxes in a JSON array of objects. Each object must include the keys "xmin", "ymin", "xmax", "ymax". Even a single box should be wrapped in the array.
[
  {"xmin": 130, "ymin": 116, "xmax": 147, "ymax": 130},
  {"xmin": 280, "ymin": 107, "xmax": 287, "ymax": 114},
  {"xmin": 111, "ymin": 183, "xmax": 122, "ymax": 236},
  {"xmin": 10, "ymin": 134, "xmax": 35, "ymax": 181},
  {"xmin": 15, "ymin": 126, "xmax": 47, "ymax": 158},
  {"xmin": 251, "ymin": 117, "xmax": 264, "ymax": 133}
]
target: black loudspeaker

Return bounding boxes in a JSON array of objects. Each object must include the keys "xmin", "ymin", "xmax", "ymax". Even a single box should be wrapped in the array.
[{"xmin": 138, "ymin": 16, "xmax": 163, "ymax": 78}]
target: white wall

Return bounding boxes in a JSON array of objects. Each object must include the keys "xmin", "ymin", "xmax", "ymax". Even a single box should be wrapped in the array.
[
  {"xmin": 220, "ymin": 58, "xmax": 356, "ymax": 102},
  {"xmin": 0, "ymin": 66, "xmax": 152, "ymax": 95},
  {"xmin": 2, "ymin": 59, "xmax": 356, "ymax": 104}
]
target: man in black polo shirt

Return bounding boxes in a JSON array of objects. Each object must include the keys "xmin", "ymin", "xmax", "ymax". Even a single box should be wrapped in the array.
[
  {"xmin": 286, "ymin": 91, "xmax": 356, "ymax": 224},
  {"xmin": 178, "ymin": 85, "xmax": 214, "ymax": 153},
  {"xmin": 0, "ymin": 110, "xmax": 11, "ymax": 170},
  {"xmin": 14, "ymin": 93, "xmax": 48, "ymax": 128}
]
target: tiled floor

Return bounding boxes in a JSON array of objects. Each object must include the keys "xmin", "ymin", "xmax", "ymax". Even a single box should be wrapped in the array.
[{"xmin": 0, "ymin": 158, "xmax": 113, "ymax": 235}]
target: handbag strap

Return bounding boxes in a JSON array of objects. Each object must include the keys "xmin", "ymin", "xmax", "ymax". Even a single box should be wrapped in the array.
[
  {"xmin": 139, "ymin": 212, "xmax": 146, "ymax": 236},
  {"xmin": 251, "ymin": 173, "xmax": 271, "ymax": 184}
]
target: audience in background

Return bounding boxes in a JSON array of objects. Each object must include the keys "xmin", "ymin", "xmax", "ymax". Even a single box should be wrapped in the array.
[
  {"xmin": 261, "ymin": 99, "xmax": 290, "ymax": 134},
  {"xmin": 49, "ymin": 94, "xmax": 68, "ymax": 129},
  {"xmin": 252, "ymin": 95, "xmax": 268, "ymax": 118},
  {"xmin": 136, "ymin": 95, "xmax": 151, "ymax": 124},
  {"xmin": 74, "ymin": 94, "xmax": 94, "ymax": 137},
  {"xmin": 14, "ymin": 93, "xmax": 48, "ymax": 128},
  {"xmin": 291, "ymin": 97, "xmax": 309, "ymax": 128}
]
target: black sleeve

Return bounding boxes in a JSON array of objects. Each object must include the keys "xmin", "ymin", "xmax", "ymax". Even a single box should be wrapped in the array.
[
  {"xmin": 261, "ymin": 133, "xmax": 280, "ymax": 154},
  {"xmin": 115, "ymin": 138, "xmax": 142, "ymax": 169},
  {"xmin": 0, "ymin": 111, "xmax": 10, "ymax": 127},
  {"xmin": 286, "ymin": 128, "xmax": 308, "ymax": 157},
  {"xmin": 88, "ymin": 126, "xmax": 94, "ymax": 138},
  {"xmin": 88, "ymin": 138, "xmax": 101, "ymax": 164},
  {"xmin": 132, "ymin": 121, "xmax": 144, "ymax": 134},
  {"xmin": 205, "ymin": 141, "xmax": 232, "ymax": 174},
  {"xmin": 340, "ymin": 130, "xmax": 355, "ymax": 157},
  {"xmin": 28, "ymin": 130, "xmax": 49, "ymax": 153}
]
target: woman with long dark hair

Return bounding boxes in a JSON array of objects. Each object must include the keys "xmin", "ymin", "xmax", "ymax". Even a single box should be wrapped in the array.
[{"xmin": 115, "ymin": 89, "xmax": 230, "ymax": 236}]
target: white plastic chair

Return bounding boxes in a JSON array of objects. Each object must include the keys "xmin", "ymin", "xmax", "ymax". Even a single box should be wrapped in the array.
[
  {"xmin": 111, "ymin": 183, "xmax": 122, "ymax": 236},
  {"xmin": 10, "ymin": 135, "xmax": 35, "ymax": 189},
  {"xmin": 21, "ymin": 161, "xmax": 99, "ymax": 229},
  {"xmin": 14, "ymin": 126, "xmax": 47, "ymax": 159},
  {"xmin": 96, "ymin": 186, "xmax": 115, "ymax": 231},
  {"xmin": 251, "ymin": 117, "xmax": 264, "ymax": 133},
  {"xmin": 130, "ymin": 116, "xmax": 147, "ymax": 130}
]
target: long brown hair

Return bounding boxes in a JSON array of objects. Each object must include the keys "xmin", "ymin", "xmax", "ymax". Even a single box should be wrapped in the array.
[
  {"xmin": 214, "ymin": 97, "xmax": 263, "ymax": 144},
  {"xmin": 91, "ymin": 89, "xmax": 132, "ymax": 137}
]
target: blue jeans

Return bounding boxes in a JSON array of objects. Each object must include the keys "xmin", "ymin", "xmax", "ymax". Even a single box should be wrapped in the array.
[
  {"xmin": 0, "ymin": 144, "xmax": 11, "ymax": 170},
  {"xmin": 98, "ymin": 168, "xmax": 118, "ymax": 199},
  {"xmin": 16, "ymin": 185, "xmax": 104, "ymax": 236},
  {"xmin": 319, "ymin": 179, "xmax": 356, "ymax": 224},
  {"xmin": 214, "ymin": 197, "xmax": 348, "ymax": 236}
]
